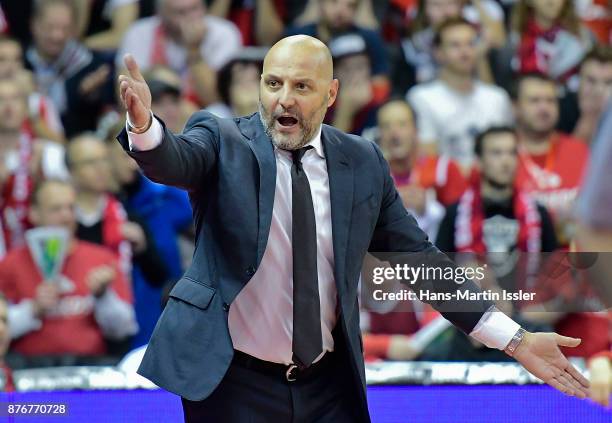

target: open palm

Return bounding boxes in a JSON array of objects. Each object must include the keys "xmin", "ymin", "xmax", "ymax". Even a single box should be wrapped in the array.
[
  {"xmin": 514, "ymin": 332, "xmax": 590, "ymax": 398},
  {"xmin": 118, "ymin": 54, "xmax": 152, "ymax": 128}
]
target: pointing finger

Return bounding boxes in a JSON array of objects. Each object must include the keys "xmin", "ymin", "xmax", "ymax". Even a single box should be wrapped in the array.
[{"xmin": 123, "ymin": 54, "xmax": 144, "ymax": 82}]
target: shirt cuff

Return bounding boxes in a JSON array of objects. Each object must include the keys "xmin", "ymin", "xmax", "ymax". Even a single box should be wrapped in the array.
[
  {"xmin": 126, "ymin": 111, "xmax": 163, "ymax": 152},
  {"xmin": 469, "ymin": 305, "xmax": 521, "ymax": 350}
]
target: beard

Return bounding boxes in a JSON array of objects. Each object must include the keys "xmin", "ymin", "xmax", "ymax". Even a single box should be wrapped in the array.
[{"xmin": 258, "ymin": 97, "xmax": 327, "ymax": 151}]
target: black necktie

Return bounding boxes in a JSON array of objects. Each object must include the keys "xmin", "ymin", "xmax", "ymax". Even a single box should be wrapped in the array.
[{"xmin": 291, "ymin": 146, "xmax": 322, "ymax": 369}]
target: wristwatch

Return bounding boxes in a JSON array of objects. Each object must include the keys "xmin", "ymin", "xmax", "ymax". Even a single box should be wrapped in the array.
[{"xmin": 504, "ymin": 327, "xmax": 527, "ymax": 357}]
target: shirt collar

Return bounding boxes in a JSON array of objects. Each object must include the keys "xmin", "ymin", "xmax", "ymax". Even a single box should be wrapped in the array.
[{"xmin": 305, "ymin": 125, "xmax": 324, "ymax": 158}]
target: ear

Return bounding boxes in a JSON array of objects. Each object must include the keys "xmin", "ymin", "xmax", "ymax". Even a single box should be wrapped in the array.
[{"xmin": 327, "ymin": 79, "xmax": 339, "ymax": 108}]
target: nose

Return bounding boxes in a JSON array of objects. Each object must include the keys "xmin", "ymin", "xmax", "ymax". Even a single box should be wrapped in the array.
[{"xmin": 278, "ymin": 86, "xmax": 296, "ymax": 109}]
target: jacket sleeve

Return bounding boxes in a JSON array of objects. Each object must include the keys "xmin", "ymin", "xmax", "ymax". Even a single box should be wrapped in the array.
[
  {"xmin": 116, "ymin": 111, "xmax": 221, "ymax": 191},
  {"xmin": 367, "ymin": 143, "xmax": 494, "ymax": 335}
]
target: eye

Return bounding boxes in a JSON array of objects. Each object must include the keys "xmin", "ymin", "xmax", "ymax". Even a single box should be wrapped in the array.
[
  {"xmin": 296, "ymin": 82, "xmax": 308, "ymax": 90},
  {"xmin": 268, "ymin": 80, "xmax": 279, "ymax": 88}
]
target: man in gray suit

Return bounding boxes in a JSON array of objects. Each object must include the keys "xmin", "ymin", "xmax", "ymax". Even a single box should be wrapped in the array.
[{"xmin": 117, "ymin": 35, "xmax": 589, "ymax": 422}]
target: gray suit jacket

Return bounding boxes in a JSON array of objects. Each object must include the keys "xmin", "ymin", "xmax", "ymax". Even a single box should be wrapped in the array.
[{"xmin": 117, "ymin": 111, "xmax": 493, "ymax": 422}]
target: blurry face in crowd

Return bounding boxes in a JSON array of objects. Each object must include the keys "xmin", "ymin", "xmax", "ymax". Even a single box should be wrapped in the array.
[
  {"xmin": 108, "ymin": 140, "xmax": 140, "ymax": 188},
  {"xmin": 31, "ymin": 3, "xmax": 75, "ymax": 61},
  {"xmin": 30, "ymin": 181, "xmax": 78, "ymax": 233},
  {"xmin": 516, "ymin": 78, "xmax": 559, "ymax": 138},
  {"xmin": 530, "ymin": 0, "xmax": 566, "ymax": 23},
  {"xmin": 230, "ymin": 62, "xmax": 261, "ymax": 116},
  {"xmin": 578, "ymin": 59, "xmax": 612, "ymax": 115},
  {"xmin": 0, "ymin": 297, "xmax": 8, "ymax": 358},
  {"xmin": 0, "ymin": 80, "xmax": 27, "ymax": 133},
  {"xmin": 436, "ymin": 24, "xmax": 478, "ymax": 76},
  {"xmin": 153, "ymin": 92, "xmax": 183, "ymax": 133},
  {"xmin": 425, "ymin": 0, "xmax": 462, "ymax": 26},
  {"xmin": 159, "ymin": 0, "xmax": 206, "ymax": 39},
  {"xmin": 377, "ymin": 101, "xmax": 418, "ymax": 162},
  {"xmin": 259, "ymin": 36, "xmax": 338, "ymax": 150},
  {"xmin": 479, "ymin": 132, "xmax": 518, "ymax": 189},
  {"xmin": 68, "ymin": 137, "xmax": 112, "ymax": 194},
  {"xmin": 320, "ymin": 0, "xmax": 359, "ymax": 32},
  {"xmin": 0, "ymin": 39, "xmax": 23, "ymax": 79}
]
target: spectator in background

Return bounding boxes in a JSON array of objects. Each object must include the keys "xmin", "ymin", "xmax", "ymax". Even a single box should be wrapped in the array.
[
  {"xmin": 206, "ymin": 48, "xmax": 265, "ymax": 118},
  {"xmin": 0, "ymin": 78, "xmax": 69, "ymax": 258},
  {"xmin": 117, "ymin": 0, "xmax": 242, "ymax": 106},
  {"xmin": 436, "ymin": 126, "xmax": 557, "ymax": 254},
  {"xmin": 325, "ymin": 33, "xmax": 386, "ymax": 137},
  {"xmin": 510, "ymin": 0, "xmax": 592, "ymax": 84},
  {"xmin": 391, "ymin": 0, "xmax": 505, "ymax": 94},
  {"xmin": 145, "ymin": 67, "xmax": 197, "ymax": 133},
  {"xmin": 377, "ymin": 99, "xmax": 466, "ymax": 240},
  {"xmin": 513, "ymin": 73, "xmax": 589, "ymax": 247},
  {"xmin": 0, "ymin": 293, "xmax": 13, "ymax": 391},
  {"xmin": 559, "ymin": 44, "xmax": 612, "ymax": 143},
  {"xmin": 105, "ymin": 124, "xmax": 192, "ymax": 347},
  {"xmin": 75, "ymin": 0, "xmax": 140, "ymax": 52},
  {"xmin": 207, "ymin": 0, "xmax": 286, "ymax": 46},
  {"xmin": 0, "ymin": 179, "xmax": 137, "ymax": 360},
  {"xmin": 286, "ymin": 0, "xmax": 391, "ymax": 98},
  {"xmin": 435, "ymin": 126, "xmax": 557, "ymax": 361},
  {"xmin": 65, "ymin": 135, "xmax": 129, "ymax": 276},
  {"xmin": 407, "ymin": 18, "xmax": 513, "ymax": 173},
  {"xmin": 0, "ymin": 36, "xmax": 64, "ymax": 143},
  {"xmin": 25, "ymin": 0, "xmax": 113, "ymax": 137}
]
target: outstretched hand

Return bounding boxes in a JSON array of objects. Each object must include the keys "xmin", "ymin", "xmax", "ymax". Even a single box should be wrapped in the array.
[
  {"xmin": 118, "ymin": 54, "xmax": 152, "ymax": 129},
  {"xmin": 513, "ymin": 332, "xmax": 590, "ymax": 398}
]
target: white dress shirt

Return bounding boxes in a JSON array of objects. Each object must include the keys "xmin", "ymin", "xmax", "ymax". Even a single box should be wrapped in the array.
[{"xmin": 127, "ymin": 116, "xmax": 520, "ymax": 364}]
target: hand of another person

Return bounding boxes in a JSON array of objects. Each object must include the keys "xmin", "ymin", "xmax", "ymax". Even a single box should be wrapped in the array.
[
  {"xmin": 118, "ymin": 55, "xmax": 152, "ymax": 129},
  {"xmin": 387, "ymin": 335, "xmax": 419, "ymax": 360},
  {"xmin": 400, "ymin": 185, "xmax": 426, "ymax": 215},
  {"xmin": 589, "ymin": 356, "xmax": 611, "ymax": 407},
  {"xmin": 338, "ymin": 72, "xmax": 373, "ymax": 115},
  {"xmin": 122, "ymin": 221, "xmax": 147, "ymax": 253},
  {"xmin": 87, "ymin": 265, "xmax": 116, "ymax": 298},
  {"xmin": 33, "ymin": 282, "xmax": 61, "ymax": 317},
  {"xmin": 80, "ymin": 64, "xmax": 111, "ymax": 96},
  {"xmin": 513, "ymin": 332, "xmax": 590, "ymax": 398}
]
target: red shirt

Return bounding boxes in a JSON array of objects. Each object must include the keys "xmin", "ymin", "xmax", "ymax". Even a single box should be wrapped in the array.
[
  {"xmin": 0, "ymin": 241, "xmax": 132, "ymax": 356},
  {"xmin": 515, "ymin": 133, "xmax": 589, "ymax": 243}
]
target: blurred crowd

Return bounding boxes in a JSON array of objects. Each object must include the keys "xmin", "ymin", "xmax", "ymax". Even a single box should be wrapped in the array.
[{"xmin": 0, "ymin": 0, "xmax": 609, "ymax": 395}]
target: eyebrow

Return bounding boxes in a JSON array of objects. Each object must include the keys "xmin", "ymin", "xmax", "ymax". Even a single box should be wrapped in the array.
[{"xmin": 263, "ymin": 74, "xmax": 316, "ymax": 85}]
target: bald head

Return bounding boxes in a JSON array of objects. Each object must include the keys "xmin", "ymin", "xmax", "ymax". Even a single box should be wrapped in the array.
[
  {"xmin": 258, "ymin": 35, "xmax": 339, "ymax": 151},
  {"xmin": 264, "ymin": 35, "xmax": 334, "ymax": 83},
  {"xmin": 67, "ymin": 134, "xmax": 112, "ymax": 194}
]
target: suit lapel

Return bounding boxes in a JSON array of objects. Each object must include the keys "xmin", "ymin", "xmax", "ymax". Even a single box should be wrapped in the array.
[
  {"xmin": 244, "ymin": 114, "xmax": 277, "ymax": 263},
  {"xmin": 322, "ymin": 126, "xmax": 353, "ymax": 296}
]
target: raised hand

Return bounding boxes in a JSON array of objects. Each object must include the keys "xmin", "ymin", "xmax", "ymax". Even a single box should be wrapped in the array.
[
  {"xmin": 513, "ymin": 332, "xmax": 590, "ymax": 398},
  {"xmin": 118, "ymin": 54, "xmax": 152, "ymax": 129}
]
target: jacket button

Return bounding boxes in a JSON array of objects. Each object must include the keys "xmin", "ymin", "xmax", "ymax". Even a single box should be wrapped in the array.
[
  {"xmin": 245, "ymin": 266, "xmax": 256, "ymax": 276},
  {"xmin": 222, "ymin": 303, "xmax": 230, "ymax": 312}
]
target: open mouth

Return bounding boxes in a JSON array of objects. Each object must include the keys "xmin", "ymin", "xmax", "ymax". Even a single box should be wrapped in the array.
[{"xmin": 276, "ymin": 115, "xmax": 299, "ymax": 128}]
